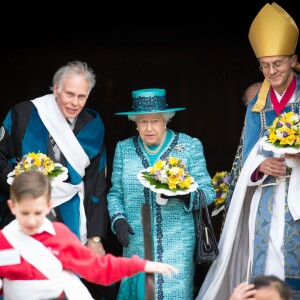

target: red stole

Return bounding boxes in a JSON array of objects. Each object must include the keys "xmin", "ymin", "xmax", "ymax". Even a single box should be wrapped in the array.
[{"xmin": 270, "ymin": 76, "xmax": 296, "ymax": 115}]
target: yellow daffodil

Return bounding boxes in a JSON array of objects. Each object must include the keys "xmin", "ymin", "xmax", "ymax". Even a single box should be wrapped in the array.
[
  {"xmin": 266, "ymin": 111, "xmax": 300, "ymax": 149},
  {"xmin": 14, "ymin": 152, "xmax": 62, "ymax": 177},
  {"xmin": 143, "ymin": 157, "xmax": 193, "ymax": 192},
  {"xmin": 211, "ymin": 171, "xmax": 230, "ymax": 217}
]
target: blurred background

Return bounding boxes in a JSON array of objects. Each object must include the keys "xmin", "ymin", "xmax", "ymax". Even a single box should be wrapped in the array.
[
  {"xmin": 2, "ymin": 1, "xmax": 299, "ymax": 178},
  {"xmin": 1, "ymin": 0, "xmax": 300, "ymax": 296}
]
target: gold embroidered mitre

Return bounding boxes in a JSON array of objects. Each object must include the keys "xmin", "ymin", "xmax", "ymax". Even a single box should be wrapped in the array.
[{"xmin": 248, "ymin": 2, "xmax": 299, "ymax": 112}]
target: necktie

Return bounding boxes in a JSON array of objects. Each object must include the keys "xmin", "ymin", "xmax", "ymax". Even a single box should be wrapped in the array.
[
  {"xmin": 49, "ymin": 134, "xmax": 60, "ymax": 162},
  {"xmin": 49, "ymin": 119, "xmax": 72, "ymax": 162},
  {"xmin": 47, "ymin": 119, "xmax": 73, "ymax": 221}
]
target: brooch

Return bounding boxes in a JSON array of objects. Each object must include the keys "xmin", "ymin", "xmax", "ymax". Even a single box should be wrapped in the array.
[{"xmin": 174, "ymin": 144, "xmax": 185, "ymax": 152}]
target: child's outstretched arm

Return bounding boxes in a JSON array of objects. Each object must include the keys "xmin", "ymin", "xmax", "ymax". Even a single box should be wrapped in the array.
[{"xmin": 144, "ymin": 261, "xmax": 179, "ymax": 279}]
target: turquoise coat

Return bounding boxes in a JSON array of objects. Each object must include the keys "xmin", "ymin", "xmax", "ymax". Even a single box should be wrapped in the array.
[{"xmin": 107, "ymin": 130, "xmax": 215, "ymax": 300}]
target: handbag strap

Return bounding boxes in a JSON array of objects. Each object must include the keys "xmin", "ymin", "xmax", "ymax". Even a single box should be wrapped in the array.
[
  {"xmin": 193, "ymin": 189, "xmax": 217, "ymax": 245},
  {"xmin": 201, "ymin": 190, "xmax": 214, "ymax": 229},
  {"xmin": 193, "ymin": 190, "xmax": 203, "ymax": 235}
]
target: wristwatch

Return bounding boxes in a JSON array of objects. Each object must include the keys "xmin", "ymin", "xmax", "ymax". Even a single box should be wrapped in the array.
[{"xmin": 91, "ymin": 236, "xmax": 101, "ymax": 243}]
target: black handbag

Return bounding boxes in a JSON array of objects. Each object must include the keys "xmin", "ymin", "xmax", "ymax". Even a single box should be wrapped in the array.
[{"xmin": 193, "ymin": 192, "xmax": 219, "ymax": 264}]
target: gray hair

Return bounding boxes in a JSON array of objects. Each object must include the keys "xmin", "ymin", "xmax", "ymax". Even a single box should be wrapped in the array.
[
  {"xmin": 242, "ymin": 81, "xmax": 263, "ymax": 106},
  {"xmin": 50, "ymin": 61, "xmax": 96, "ymax": 95},
  {"xmin": 128, "ymin": 112, "xmax": 175, "ymax": 123}
]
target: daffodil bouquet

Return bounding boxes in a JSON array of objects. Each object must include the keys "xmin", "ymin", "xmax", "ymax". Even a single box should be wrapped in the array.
[
  {"xmin": 266, "ymin": 111, "xmax": 300, "ymax": 148},
  {"xmin": 140, "ymin": 157, "xmax": 194, "ymax": 192},
  {"xmin": 211, "ymin": 171, "xmax": 230, "ymax": 217},
  {"xmin": 7, "ymin": 152, "xmax": 68, "ymax": 185}
]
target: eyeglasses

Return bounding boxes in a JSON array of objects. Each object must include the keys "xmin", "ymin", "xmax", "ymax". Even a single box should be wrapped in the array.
[
  {"xmin": 137, "ymin": 119, "xmax": 163, "ymax": 128},
  {"xmin": 259, "ymin": 58, "xmax": 291, "ymax": 72}
]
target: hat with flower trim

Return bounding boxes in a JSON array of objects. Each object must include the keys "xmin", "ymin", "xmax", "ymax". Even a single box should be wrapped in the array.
[{"xmin": 115, "ymin": 88, "xmax": 186, "ymax": 115}]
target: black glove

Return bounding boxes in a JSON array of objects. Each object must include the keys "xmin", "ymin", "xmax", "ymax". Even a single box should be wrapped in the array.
[
  {"xmin": 114, "ymin": 218, "xmax": 135, "ymax": 247},
  {"xmin": 160, "ymin": 193, "xmax": 190, "ymax": 204}
]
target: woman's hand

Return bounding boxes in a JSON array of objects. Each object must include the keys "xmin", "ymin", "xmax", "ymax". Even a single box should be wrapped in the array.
[
  {"xmin": 160, "ymin": 193, "xmax": 190, "ymax": 203},
  {"xmin": 114, "ymin": 218, "xmax": 135, "ymax": 247}
]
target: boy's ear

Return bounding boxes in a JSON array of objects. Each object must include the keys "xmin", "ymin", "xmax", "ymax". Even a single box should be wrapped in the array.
[
  {"xmin": 7, "ymin": 199, "xmax": 15, "ymax": 215},
  {"xmin": 46, "ymin": 199, "xmax": 52, "ymax": 215}
]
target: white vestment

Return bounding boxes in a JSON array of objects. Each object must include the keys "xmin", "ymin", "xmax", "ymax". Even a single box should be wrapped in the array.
[{"xmin": 197, "ymin": 139, "xmax": 300, "ymax": 300}]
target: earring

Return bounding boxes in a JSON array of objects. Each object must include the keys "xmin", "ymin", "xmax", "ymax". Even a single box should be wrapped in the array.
[{"xmin": 136, "ymin": 128, "xmax": 138, "ymax": 131}]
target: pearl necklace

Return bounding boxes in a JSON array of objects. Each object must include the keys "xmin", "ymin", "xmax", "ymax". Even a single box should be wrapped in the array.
[{"xmin": 143, "ymin": 131, "xmax": 167, "ymax": 156}]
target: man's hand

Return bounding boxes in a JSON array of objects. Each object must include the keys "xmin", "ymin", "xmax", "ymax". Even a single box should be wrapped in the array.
[
  {"xmin": 259, "ymin": 157, "xmax": 285, "ymax": 176},
  {"xmin": 87, "ymin": 239, "xmax": 106, "ymax": 256}
]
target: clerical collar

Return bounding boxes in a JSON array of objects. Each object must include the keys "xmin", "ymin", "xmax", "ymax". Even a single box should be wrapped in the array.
[
  {"xmin": 270, "ymin": 76, "xmax": 296, "ymax": 115},
  {"xmin": 274, "ymin": 90, "xmax": 284, "ymax": 102}
]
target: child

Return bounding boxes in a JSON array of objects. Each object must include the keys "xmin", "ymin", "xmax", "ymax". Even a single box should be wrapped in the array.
[
  {"xmin": 0, "ymin": 170, "xmax": 178, "ymax": 300},
  {"xmin": 229, "ymin": 275, "xmax": 293, "ymax": 300}
]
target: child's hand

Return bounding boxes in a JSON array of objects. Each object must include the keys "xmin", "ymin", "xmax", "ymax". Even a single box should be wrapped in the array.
[
  {"xmin": 144, "ymin": 261, "xmax": 179, "ymax": 279},
  {"xmin": 229, "ymin": 282, "xmax": 256, "ymax": 300}
]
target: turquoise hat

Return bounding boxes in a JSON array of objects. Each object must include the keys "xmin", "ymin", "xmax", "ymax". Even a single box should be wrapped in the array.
[{"xmin": 115, "ymin": 88, "xmax": 186, "ymax": 115}]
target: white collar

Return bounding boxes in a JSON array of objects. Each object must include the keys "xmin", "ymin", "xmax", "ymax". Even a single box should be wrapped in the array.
[
  {"xmin": 67, "ymin": 117, "xmax": 75, "ymax": 124},
  {"xmin": 66, "ymin": 117, "xmax": 76, "ymax": 130},
  {"xmin": 16, "ymin": 218, "xmax": 56, "ymax": 236},
  {"xmin": 274, "ymin": 90, "xmax": 295, "ymax": 104}
]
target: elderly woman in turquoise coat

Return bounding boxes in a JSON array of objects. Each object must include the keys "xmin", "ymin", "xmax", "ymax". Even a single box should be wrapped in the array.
[{"xmin": 107, "ymin": 88, "xmax": 215, "ymax": 300}]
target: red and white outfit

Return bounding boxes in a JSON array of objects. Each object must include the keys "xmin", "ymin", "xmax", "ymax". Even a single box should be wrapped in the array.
[{"xmin": 0, "ymin": 219, "xmax": 146, "ymax": 300}]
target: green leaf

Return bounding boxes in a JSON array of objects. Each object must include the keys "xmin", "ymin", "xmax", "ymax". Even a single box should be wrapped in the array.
[
  {"xmin": 272, "ymin": 141, "xmax": 300, "ymax": 149},
  {"xmin": 142, "ymin": 174, "xmax": 188, "ymax": 192},
  {"xmin": 48, "ymin": 168, "xmax": 65, "ymax": 178}
]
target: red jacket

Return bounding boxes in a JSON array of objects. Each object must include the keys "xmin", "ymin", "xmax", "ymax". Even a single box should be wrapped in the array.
[{"xmin": 0, "ymin": 221, "xmax": 146, "ymax": 296}]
